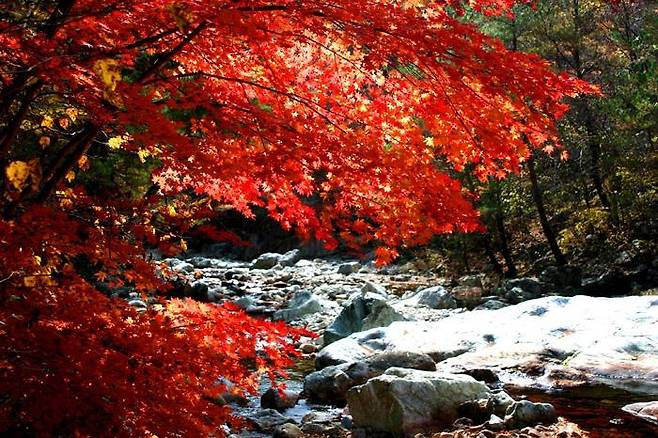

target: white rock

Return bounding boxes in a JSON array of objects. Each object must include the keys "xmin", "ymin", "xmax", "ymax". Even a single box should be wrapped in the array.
[
  {"xmin": 318, "ymin": 296, "xmax": 658, "ymax": 394},
  {"xmin": 346, "ymin": 367, "xmax": 491, "ymax": 434}
]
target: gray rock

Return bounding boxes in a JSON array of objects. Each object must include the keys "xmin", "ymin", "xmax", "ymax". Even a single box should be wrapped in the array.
[
  {"xmin": 261, "ymin": 388, "xmax": 299, "ymax": 412},
  {"xmin": 234, "ymin": 296, "xmax": 256, "ymax": 310},
  {"xmin": 402, "ymin": 286, "xmax": 457, "ymax": 309},
  {"xmin": 127, "ymin": 299, "xmax": 147, "ymax": 309},
  {"xmin": 300, "ymin": 423, "xmax": 347, "ymax": 437},
  {"xmin": 188, "ymin": 256, "xmax": 214, "ymax": 268},
  {"xmin": 486, "ymin": 414, "xmax": 505, "ymax": 431},
  {"xmin": 503, "ymin": 277, "xmax": 544, "ymax": 303},
  {"xmin": 303, "ymin": 365, "xmax": 354, "ymax": 404},
  {"xmin": 279, "ymin": 249, "xmax": 302, "ymax": 267},
  {"xmin": 361, "ymin": 281, "xmax": 388, "ymax": 298},
  {"xmin": 505, "ymin": 287, "xmax": 536, "ymax": 304},
  {"xmin": 172, "ymin": 261, "xmax": 195, "ymax": 272},
  {"xmin": 489, "ymin": 390, "xmax": 515, "ymax": 417},
  {"xmin": 294, "ymin": 259, "xmax": 314, "ymax": 267},
  {"xmin": 366, "ymin": 351, "xmax": 436, "ymax": 372},
  {"xmin": 273, "ymin": 291, "xmax": 323, "ymax": 321},
  {"xmin": 622, "ymin": 401, "xmax": 658, "ymax": 425},
  {"xmin": 251, "ymin": 409, "xmax": 295, "ymax": 432},
  {"xmin": 251, "ymin": 253, "xmax": 284, "ymax": 270},
  {"xmin": 346, "ymin": 368, "xmax": 491, "ymax": 434},
  {"xmin": 304, "ymin": 352, "xmax": 436, "ymax": 405},
  {"xmin": 323, "ymin": 294, "xmax": 406, "ymax": 345},
  {"xmin": 503, "ymin": 400, "xmax": 557, "ymax": 429},
  {"xmin": 475, "ymin": 299, "xmax": 508, "ymax": 310},
  {"xmin": 338, "ymin": 262, "xmax": 361, "ymax": 274},
  {"xmin": 272, "ymin": 423, "xmax": 302, "ymax": 438}
]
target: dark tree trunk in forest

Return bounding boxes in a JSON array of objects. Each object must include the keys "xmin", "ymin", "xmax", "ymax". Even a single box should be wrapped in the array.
[
  {"xmin": 36, "ymin": 124, "xmax": 100, "ymax": 202},
  {"xmin": 0, "ymin": 81, "xmax": 41, "ymax": 158},
  {"xmin": 581, "ymin": 104, "xmax": 611, "ymax": 209},
  {"xmin": 527, "ymin": 153, "xmax": 567, "ymax": 266},
  {"xmin": 461, "ymin": 235, "xmax": 471, "ymax": 274},
  {"xmin": 494, "ymin": 209, "xmax": 517, "ymax": 277},
  {"xmin": 481, "ymin": 234, "xmax": 504, "ymax": 275},
  {"xmin": 489, "ymin": 184, "xmax": 517, "ymax": 278}
]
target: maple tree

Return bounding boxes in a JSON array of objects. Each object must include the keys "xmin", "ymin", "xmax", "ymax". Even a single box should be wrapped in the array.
[{"xmin": 0, "ymin": 0, "xmax": 596, "ymax": 436}]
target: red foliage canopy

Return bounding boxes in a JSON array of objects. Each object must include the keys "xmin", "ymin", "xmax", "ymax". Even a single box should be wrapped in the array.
[{"xmin": 0, "ymin": 0, "xmax": 594, "ymax": 436}]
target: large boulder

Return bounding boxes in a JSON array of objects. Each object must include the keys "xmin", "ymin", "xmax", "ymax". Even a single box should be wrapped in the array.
[
  {"xmin": 305, "ymin": 352, "xmax": 436, "ymax": 404},
  {"xmin": 346, "ymin": 368, "xmax": 491, "ymax": 434},
  {"xmin": 273, "ymin": 291, "xmax": 323, "ymax": 321},
  {"xmin": 323, "ymin": 294, "xmax": 406, "ymax": 345},
  {"xmin": 317, "ymin": 296, "xmax": 658, "ymax": 394},
  {"xmin": 401, "ymin": 286, "xmax": 457, "ymax": 309}
]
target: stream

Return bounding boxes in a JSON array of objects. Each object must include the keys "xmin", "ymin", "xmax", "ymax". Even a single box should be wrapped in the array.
[{"xmin": 165, "ymin": 252, "xmax": 658, "ymax": 437}]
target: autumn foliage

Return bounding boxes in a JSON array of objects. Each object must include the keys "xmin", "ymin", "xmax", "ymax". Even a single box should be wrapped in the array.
[{"xmin": 0, "ymin": 0, "xmax": 594, "ymax": 436}]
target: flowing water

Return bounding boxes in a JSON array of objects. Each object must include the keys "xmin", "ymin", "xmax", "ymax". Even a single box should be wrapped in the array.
[{"xmin": 505, "ymin": 385, "xmax": 658, "ymax": 437}]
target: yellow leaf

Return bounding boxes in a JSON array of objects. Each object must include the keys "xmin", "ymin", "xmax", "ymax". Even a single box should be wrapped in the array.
[
  {"xmin": 78, "ymin": 154, "xmax": 90, "ymax": 170},
  {"xmin": 65, "ymin": 107, "xmax": 78, "ymax": 122},
  {"xmin": 108, "ymin": 135, "xmax": 129, "ymax": 149},
  {"xmin": 23, "ymin": 276, "xmax": 37, "ymax": 287},
  {"xmin": 41, "ymin": 115, "xmax": 54, "ymax": 128},
  {"xmin": 93, "ymin": 59, "xmax": 121, "ymax": 91},
  {"xmin": 5, "ymin": 161, "xmax": 33, "ymax": 190},
  {"xmin": 137, "ymin": 149, "xmax": 151, "ymax": 162}
]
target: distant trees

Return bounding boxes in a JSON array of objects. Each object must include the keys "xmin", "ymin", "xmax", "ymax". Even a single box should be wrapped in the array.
[{"xmin": 446, "ymin": 0, "xmax": 658, "ymax": 275}]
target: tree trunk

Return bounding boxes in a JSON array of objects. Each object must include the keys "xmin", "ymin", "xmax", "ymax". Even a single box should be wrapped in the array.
[
  {"xmin": 42, "ymin": 0, "xmax": 76, "ymax": 38},
  {"xmin": 481, "ymin": 234, "xmax": 504, "ymax": 276},
  {"xmin": 581, "ymin": 105, "xmax": 611, "ymax": 209},
  {"xmin": 36, "ymin": 124, "xmax": 99, "ymax": 202},
  {"xmin": 527, "ymin": 153, "xmax": 567, "ymax": 266},
  {"xmin": 0, "ymin": 71, "xmax": 31, "ymax": 121},
  {"xmin": 0, "ymin": 81, "xmax": 41, "ymax": 158},
  {"xmin": 494, "ymin": 209, "xmax": 517, "ymax": 277}
]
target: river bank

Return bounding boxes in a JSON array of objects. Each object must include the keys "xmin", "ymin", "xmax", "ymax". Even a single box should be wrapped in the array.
[{"xmin": 162, "ymin": 251, "xmax": 658, "ymax": 437}]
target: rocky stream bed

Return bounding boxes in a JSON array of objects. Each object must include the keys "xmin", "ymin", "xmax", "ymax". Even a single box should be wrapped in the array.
[{"xmin": 160, "ymin": 250, "xmax": 658, "ymax": 437}]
